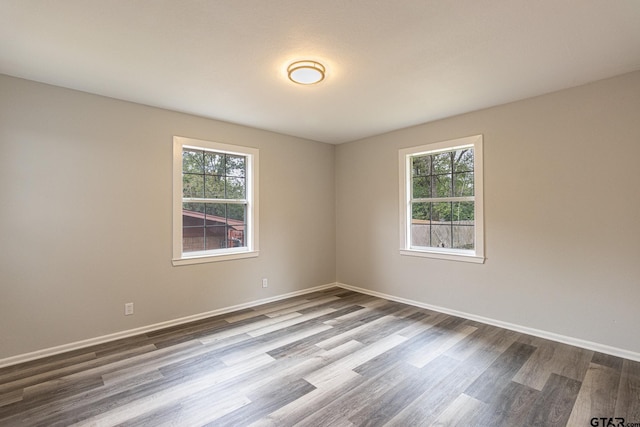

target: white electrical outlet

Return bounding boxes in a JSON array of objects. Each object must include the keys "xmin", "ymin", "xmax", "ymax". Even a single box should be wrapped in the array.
[
  {"xmin": 262, "ymin": 278, "xmax": 268, "ymax": 288},
  {"xmin": 124, "ymin": 302, "xmax": 134, "ymax": 316}
]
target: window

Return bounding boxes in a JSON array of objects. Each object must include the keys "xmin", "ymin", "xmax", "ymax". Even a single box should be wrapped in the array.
[
  {"xmin": 399, "ymin": 135, "xmax": 484, "ymax": 263},
  {"xmin": 173, "ymin": 136, "xmax": 259, "ymax": 265}
]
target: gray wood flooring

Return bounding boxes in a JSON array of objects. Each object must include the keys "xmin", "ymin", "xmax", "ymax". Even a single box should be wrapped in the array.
[{"xmin": 1, "ymin": 287, "xmax": 639, "ymax": 426}]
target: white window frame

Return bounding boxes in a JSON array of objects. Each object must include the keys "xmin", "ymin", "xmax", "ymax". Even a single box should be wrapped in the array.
[
  {"xmin": 399, "ymin": 134, "xmax": 484, "ymax": 263},
  {"xmin": 172, "ymin": 136, "xmax": 259, "ymax": 266}
]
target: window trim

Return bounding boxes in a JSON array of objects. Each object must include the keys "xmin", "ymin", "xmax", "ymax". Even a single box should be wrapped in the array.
[
  {"xmin": 399, "ymin": 134, "xmax": 484, "ymax": 264},
  {"xmin": 172, "ymin": 136, "xmax": 259, "ymax": 266}
]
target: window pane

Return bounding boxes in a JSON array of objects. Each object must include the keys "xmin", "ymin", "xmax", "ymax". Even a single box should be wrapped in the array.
[
  {"xmin": 183, "ymin": 203, "xmax": 205, "ymax": 226},
  {"xmin": 205, "ymin": 203, "xmax": 227, "ymax": 224},
  {"xmin": 226, "ymin": 155, "xmax": 246, "ymax": 177},
  {"xmin": 431, "ymin": 202, "xmax": 452, "ymax": 247},
  {"xmin": 183, "ymin": 226, "xmax": 204, "ymax": 252},
  {"xmin": 432, "ymin": 152, "xmax": 452, "ymax": 174},
  {"xmin": 411, "ymin": 202, "xmax": 430, "ymax": 247},
  {"xmin": 431, "ymin": 224, "xmax": 451, "ymax": 248},
  {"xmin": 227, "ymin": 204, "xmax": 246, "ymax": 222},
  {"xmin": 183, "ymin": 149, "xmax": 204, "ymax": 174},
  {"xmin": 205, "ymin": 226, "xmax": 226, "ymax": 250},
  {"xmin": 452, "ymin": 202, "xmax": 474, "ymax": 249},
  {"xmin": 226, "ymin": 177, "xmax": 246, "ymax": 199},
  {"xmin": 432, "ymin": 201, "xmax": 452, "ymax": 221},
  {"xmin": 453, "ymin": 172, "xmax": 474, "ymax": 197},
  {"xmin": 204, "ymin": 152, "xmax": 225, "ymax": 175},
  {"xmin": 434, "ymin": 174, "xmax": 452, "ymax": 197},
  {"xmin": 227, "ymin": 203, "xmax": 246, "ymax": 249},
  {"xmin": 412, "ymin": 176, "xmax": 431, "ymax": 198},
  {"xmin": 452, "ymin": 201, "xmax": 474, "ymax": 222},
  {"xmin": 411, "ymin": 224, "xmax": 430, "ymax": 247},
  {"xmin": 227, "ymin": 225, "xmax": 245, "ymax": 248},
  {"xmin": 453, "ymin": 225, "xmax": 474, "ymax": 249},
  {"xmin": 205, "ymin": 175, "xmax": 225, "ymax": 198},
  {"xmin": 183, "ymin": 174, "xmax": 204, "ymax": 198},
  {"xmin": 412, "ymin": 155, "xmax": 430, "ymax": 177},
  {"xmin": 453, "ymin": 149, "xmax": 474, "ymax": 172},
  {"xmin": 412, "ymin": 202, "xmax": 430, "ymax": 221}
]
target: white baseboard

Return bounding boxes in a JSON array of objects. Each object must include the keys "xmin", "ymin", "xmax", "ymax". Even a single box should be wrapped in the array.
[
  {"xmin": 0, "ymin": 283, "xmax": 338, "ymax": 369},
  {"xmin": 336, "ymin": 282, "xmax": 640, "ymax": 362}
]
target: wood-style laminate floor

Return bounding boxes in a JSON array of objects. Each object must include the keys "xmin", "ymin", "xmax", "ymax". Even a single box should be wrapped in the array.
[{"xmin": 1, "ymin": 288, "xmax": 639, "ymax": 426}]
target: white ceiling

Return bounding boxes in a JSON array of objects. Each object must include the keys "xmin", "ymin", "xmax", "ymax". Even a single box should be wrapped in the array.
[{"xmin": 1, "ymin": 1, "xmax": 639, "ymax": 144}]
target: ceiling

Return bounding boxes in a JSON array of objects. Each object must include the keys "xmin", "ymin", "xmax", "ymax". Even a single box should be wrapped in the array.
[{"xmin": 1, "ymin": 1, "xmax": 639, "ymax": 144}]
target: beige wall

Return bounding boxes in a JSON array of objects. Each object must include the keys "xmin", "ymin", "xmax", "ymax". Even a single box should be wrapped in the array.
[
  {"xmin": 0, "ymin": 75, "xmax": 336, "ymax": 359},
  {"xmin": 2, "ymin": 71, "xmax": 639, "ymax": 361},
  {"xmin": 336, "ymin": 71, "xmax": 640, "ymax": 354}
]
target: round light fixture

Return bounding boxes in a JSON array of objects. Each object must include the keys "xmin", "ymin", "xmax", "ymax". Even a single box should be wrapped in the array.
[{"xmin": 287, "ymin": 60, "xmax": 325, "ymax": 85}]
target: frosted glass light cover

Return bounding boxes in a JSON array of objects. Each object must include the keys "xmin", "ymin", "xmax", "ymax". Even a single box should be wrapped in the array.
[{"xmin": 288, "ymin": 61, "xmax": 325, "ymax": 85}]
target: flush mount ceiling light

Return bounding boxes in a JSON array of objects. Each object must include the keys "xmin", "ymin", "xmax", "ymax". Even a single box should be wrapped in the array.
[{"xmin": 287, "ymin": 60, "xmax": 325, "ymax": 85}]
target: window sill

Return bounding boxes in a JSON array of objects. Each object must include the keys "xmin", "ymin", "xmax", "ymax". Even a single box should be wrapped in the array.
[
  {"xmin": 172, "ymin": 250, "xmax": 259, "ymax": 266},
  {"xmin": 400, "ymin": 249, "xmax": 485, "ymax": 264}
]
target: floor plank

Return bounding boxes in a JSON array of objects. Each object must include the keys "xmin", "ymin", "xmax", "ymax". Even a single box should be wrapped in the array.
[
  {"xmin": 430, "ymin": 393, "xmax": 486, "ymax": 427},
  {"xmin": 566, "ymin": 362, "xmax": 620, "ymax": 426},
  {"xmin": 523, "ymin": 373, "xmax": 582, "ymax": 427},
  {"xmin": 615, "ymin": 359, "xmax": 640, "ymax": 422}
]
